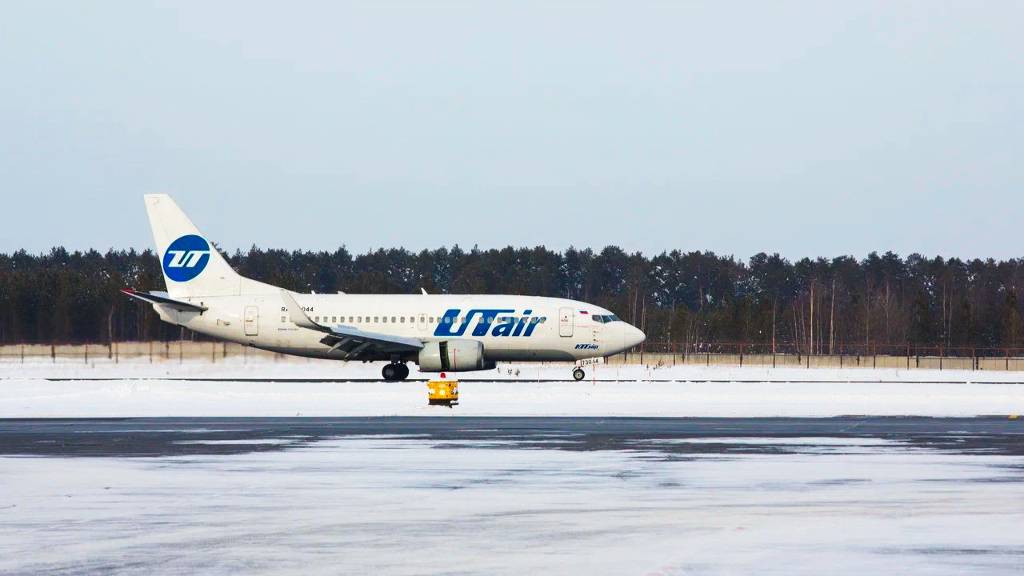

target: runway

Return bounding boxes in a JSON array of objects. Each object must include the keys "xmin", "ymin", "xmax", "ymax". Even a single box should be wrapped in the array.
[
  {"xmin": 1, "ymin": 416, "xmax": 1023, "ymax": 457},
  {"xmin": 1, "ymin": 417, "xmax": 1023, "ymax": 575}
]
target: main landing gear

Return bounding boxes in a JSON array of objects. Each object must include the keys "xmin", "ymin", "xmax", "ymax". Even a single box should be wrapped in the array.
[
  {"xmin": 572, "ymin": 367, "xmax": 586, "ymax": 381},
  {"xmin": 382, "ymin": 363, "xmax": 410, "ymax": 382}
]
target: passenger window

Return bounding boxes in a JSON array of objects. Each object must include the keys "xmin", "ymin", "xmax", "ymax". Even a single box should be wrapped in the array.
[
  {"xmin": 400, "ymin": 317, "xmax": 405, "ymax": 323},
  {"xmin": 281, "ymin": 316, "xmax": 286, "ymax": 323},
  {"xmin": 374, "ymin": 316, "xmax": 379, "ymax": 323},
  {"xmin": 383, "ymin": 317, "xmax": 388, "ymax": 323},
  {"xmin": 391, "ymin": 316, "xmax": 396, "ymax": 323},
  {"xmin": 332, "ymin": 316, "xmax": 337, "ymax": 323}
]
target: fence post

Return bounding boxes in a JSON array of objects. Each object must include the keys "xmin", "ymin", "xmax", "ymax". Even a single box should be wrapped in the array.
[
  {"xmin": 51, "ymin": 343, "xmax": 55, "ymax": 363},
  {"xmin": 211, "ymin": 341, "xmax": 216, "ymax": 364},
  {"xmin": 149, "ymin": 341, "xmax": 153, "ymax": 364},
  {"xmin": 21, "ymin": 345, "xmax": 24, "ymax": 363},
  {"xmin": 739, "ymin": 343, "xmax": 744, "ymax": 367},
  {"xmin": 115, "ymin": 342, "xmax": 119, "ymax": 364},
  {"xmin": 84, "ymin": 344, "xmax": 88, "ymax": 364},
  {"xmin": 179, "ymin": 341, "xmax": 183, "ymax": 364}
]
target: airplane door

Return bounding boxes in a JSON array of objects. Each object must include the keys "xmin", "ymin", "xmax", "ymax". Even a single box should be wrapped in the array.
[
  {"xmin": 558, "ymin": 306, "xmax": 574, "ymax": 337},
  {"xmin": 244, "ymin": 306, "xmax": 259, "ymax": 336}
]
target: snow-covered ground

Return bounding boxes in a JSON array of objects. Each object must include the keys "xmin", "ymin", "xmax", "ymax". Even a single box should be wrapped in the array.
[
  {"xmin": 2, "ymin": 434, "xmax": 1022, "ymax": 575},
  {"xmin": 2, "ymin": 360, "xmax": 1024, "ymax": 417}
]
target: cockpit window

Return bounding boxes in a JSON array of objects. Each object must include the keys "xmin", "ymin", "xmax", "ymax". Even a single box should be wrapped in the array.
[{"xmin": 593, "ymin": 314, "xmax": 622, "ymax": 324}]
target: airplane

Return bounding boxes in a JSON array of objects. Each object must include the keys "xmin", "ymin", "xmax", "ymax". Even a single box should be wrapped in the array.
[{"xmin": 123, "ymin": 194, "xmax": 646, "ymax": 381}]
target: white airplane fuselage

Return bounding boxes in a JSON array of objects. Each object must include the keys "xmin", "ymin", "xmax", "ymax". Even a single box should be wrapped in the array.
[{"xmin": 155, "ymin": 292, "xmax": 644, "ymax": 363}]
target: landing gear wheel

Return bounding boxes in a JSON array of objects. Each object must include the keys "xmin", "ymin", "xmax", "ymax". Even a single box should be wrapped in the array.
[
  {"xmin": 382, "ymin": 363, "xmax": 410, "ymax": 382},
  {"xmin": 572, "ymin": 367, "xmax": 585, "ymax": 381}
]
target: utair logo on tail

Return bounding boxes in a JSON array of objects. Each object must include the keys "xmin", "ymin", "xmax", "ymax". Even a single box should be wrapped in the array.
[
  {"xmin": 433, "ymin": 309, "xmax": 544, "ymax": 338},
  {"xmin": 162, "ymin": 234, "xmax": 210, "ymax": 282}
]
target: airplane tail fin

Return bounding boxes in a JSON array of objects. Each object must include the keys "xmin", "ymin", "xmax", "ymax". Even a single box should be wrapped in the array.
[{"xmin": 144, "ymin": 194, "xmax": 242, "ymax": 298}]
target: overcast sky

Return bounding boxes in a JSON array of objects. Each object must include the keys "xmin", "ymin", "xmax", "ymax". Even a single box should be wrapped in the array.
[{"xmin": 1, "ymin": 1, "xmax": 1021, "ymax": 260}]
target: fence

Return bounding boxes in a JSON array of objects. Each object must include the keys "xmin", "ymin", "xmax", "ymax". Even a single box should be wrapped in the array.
[
  {"xmin": 615, "ymin": 341, "xmax": 1024, "ymax": 371},
  {"xmin": 3, "ymin": 341, "xmax": 1024, "ymax": 371},
  {"xmin": 0, "ymin": 341, "xmax": 285, "ymax": 365}
]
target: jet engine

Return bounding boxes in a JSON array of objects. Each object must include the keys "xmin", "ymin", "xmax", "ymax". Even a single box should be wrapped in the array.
[{"xmin": 418, "ymin": 340, "xmax": 496, "ymax": 372}]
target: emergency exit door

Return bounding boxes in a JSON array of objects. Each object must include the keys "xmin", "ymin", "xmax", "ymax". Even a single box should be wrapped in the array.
[
  {"xmin": 244, "ymin": 306, "xmax": 259, "ymax": 336},
  {"xmin": 558, "ymin": 307, "xmax": 574, "ymax": 337}
]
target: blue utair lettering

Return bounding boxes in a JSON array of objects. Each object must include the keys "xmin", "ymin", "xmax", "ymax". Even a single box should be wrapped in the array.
[
  {"xmin": 576, "ymin": 344, "xmax": 599, "ymax": 350},
  {"xmin": 434, "ymin": 308, "xmax": 542, "ymax": 337}
]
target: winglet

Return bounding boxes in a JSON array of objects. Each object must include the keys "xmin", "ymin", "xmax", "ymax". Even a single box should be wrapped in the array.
[
  {"xmin": 420, "ymin": 288, "xmax": 428, "ymax": 295},
  {"xmin": 280, "ymin": 290, "xmax": 326, "ymax": 332}
]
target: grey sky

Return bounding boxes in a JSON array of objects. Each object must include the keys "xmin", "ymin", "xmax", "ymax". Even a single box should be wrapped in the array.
[{"xmin": 1, "ymin": 1, "xmax": 1021, "ymax": 260}]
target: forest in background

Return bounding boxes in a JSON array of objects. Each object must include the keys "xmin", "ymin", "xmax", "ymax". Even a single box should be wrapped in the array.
[{"xmin": 2, "ymin": 245, "xmax": 1023, "ymax": 354}]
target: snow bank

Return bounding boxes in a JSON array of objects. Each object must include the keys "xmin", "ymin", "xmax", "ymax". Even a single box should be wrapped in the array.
[
  {"xmin": 1, "ymin": 361, "xmax": 1023, "ymax": 418},
  {"xmin": 5, "ymin": 357, "xmax": 1024, "ymax": 383}
]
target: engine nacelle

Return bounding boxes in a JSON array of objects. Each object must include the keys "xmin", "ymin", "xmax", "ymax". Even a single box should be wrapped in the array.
[{"xmin": 418, "ymin": 340, "xmax": 496, "ymax": 372}]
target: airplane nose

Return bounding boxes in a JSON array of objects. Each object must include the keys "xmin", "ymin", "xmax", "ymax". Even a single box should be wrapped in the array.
[{"xmin": 623, "ymin": 324, "xmax": 645, "ymax": 350}]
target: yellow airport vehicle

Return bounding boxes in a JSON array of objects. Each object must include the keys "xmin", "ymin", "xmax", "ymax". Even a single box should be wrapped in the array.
[{"xmin": 427, "ymin": 373, "xmax": 459, "ymax": 407}]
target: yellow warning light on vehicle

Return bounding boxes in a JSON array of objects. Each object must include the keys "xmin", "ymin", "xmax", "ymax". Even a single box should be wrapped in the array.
[{"xmin": 427, "ymin": 373, "xmax": 459, "ymax": 407}]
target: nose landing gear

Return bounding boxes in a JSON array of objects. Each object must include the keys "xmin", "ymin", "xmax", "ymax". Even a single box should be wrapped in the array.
[
  {"xmin": 382, "ymin": 363, "xmax": 410, "ymax": 382},
  {"xmin": 572, "ymin": 367, "xmax": 585, "ymax": 381}
]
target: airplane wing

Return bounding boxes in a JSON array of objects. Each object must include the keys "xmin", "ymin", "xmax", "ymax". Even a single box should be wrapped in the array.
[
  {"xmin": 280, "ymin": 290, "xmax": 423, "ymax": 359},
  {"xmin": 121, "ymin": 288, "xmax": 208, "ymax": 312}
]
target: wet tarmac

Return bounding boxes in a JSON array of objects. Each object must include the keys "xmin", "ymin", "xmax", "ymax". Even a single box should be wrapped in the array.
[{"xmin": 1, "ymin": 416, "xmax": 1021, "ymax": 457}]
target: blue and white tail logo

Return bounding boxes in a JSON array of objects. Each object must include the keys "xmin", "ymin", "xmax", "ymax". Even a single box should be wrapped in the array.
[{"xmin": 163, "ymin": 234, "xmax": 211, "ymax": 282}]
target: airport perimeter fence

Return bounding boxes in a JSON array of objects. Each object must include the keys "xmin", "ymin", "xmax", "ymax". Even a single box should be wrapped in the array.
[
  {"xmin": 616, "ymin": 342, "xmax": 1024, "ymax": 371},
  {"xmin": 3, "ymin": 341, "xmax": 1024, "ymax": 371}
]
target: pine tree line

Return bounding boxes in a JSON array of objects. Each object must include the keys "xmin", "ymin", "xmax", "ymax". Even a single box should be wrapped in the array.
[{"xmin": 2, "ymin": 246, "xmax": 1023, "ymax": 353}]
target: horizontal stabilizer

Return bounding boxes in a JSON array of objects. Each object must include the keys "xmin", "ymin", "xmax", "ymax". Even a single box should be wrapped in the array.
[{"xmin": 121, "ymin": 288, "xmax": 208, "ymax": 312}]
